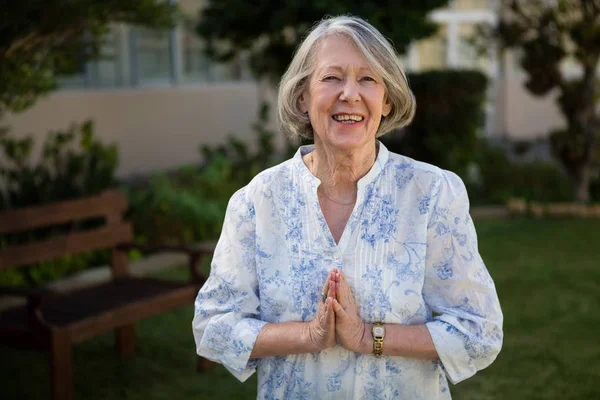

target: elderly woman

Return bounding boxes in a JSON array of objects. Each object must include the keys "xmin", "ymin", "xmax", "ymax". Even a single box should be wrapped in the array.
[{"xmin": 193, "ymin": 15, "xmax": 503, "ymax": 399}]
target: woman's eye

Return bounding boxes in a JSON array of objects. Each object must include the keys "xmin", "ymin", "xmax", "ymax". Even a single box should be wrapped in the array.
[
  {"xmin": 323, "ymin": 76, "xmax": 340, "ymax": 81},
  {"xmin": 362, "ymin": 76, "xmax": 376, "ymax": 82}
]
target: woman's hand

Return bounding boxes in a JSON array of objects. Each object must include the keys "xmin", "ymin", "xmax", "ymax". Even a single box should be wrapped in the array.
[
  {"xmin": 305, "ymin": 269, "xmax": 337, "ymax": 352},
  {"xmin": 331, "ymin": 269, "xmax": 368, "ymax": 353}
]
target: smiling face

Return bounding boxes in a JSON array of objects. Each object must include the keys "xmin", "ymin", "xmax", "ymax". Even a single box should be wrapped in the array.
[{"xmin": 299, "ymin": 34, "xmax": 391, "ymax": 153}]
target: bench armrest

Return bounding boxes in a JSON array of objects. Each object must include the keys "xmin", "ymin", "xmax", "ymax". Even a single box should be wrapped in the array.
[{"xmin": 117, "ymin": 241, "xmax": 216, "ymax": 285}]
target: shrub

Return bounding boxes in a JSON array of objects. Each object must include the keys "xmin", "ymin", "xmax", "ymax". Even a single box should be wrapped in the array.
[
  {"xmin": 126, "ymin": 155, "xmax": 240, "ymax": 245},
  {"xmin": 467, "ymin": 139, "xmax": 574, "ymax": 206},
  {"xmin": 381, "ymin": 70, "xmax": 488, "ymax": 178},
  {"xmin": 127, "ymin": 103, "xmax": 284, "ymax": 245},
  {"xmin": 0, "ymin": 120, "xmax": 118, "ymax": 208},
  {"xmin": 0, "ymin": 121, "xmax": 119, "ymax": 286}
]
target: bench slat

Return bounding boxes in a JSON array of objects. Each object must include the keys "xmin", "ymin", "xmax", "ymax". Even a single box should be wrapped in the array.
[
  {"xmin": 0, "ymin": 222, "xmax": 134, "ymax": 269},
  {"xmin": 68, "ymin": 283, "xmax": 197, "ymax": 344},
  {"xmin": 0, "ymin": 191, "xmax": 128, "ymax": 235}
]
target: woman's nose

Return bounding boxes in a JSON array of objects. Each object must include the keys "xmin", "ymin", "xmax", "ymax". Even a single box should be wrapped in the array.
[{"xmin": 339, "ymin": 80, "xmax": 361, "ymax": 103}]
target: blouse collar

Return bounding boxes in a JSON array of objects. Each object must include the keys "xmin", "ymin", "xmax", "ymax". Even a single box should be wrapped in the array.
[{"xmin": 293, "ymin": 140, "xmax": 390, "ymax": 191}]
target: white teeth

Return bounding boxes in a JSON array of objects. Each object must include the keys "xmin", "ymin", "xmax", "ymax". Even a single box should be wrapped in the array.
[{"xmin": 333, "ymin": 114, "xmax": 364, "ymax": 122}]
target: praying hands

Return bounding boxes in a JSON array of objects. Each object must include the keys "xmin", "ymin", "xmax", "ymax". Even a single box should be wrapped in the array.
[{"xmin": 307, "ymin": 268, "xmax": 368, "ymax": 353}]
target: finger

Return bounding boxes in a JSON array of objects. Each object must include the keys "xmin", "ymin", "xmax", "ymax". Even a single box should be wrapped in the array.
[
  {"xmin": 320, "ymin": 273, "xmax": 332, "ymax": 303},
  {"xmin": 321, "ymin": 276, "xmax": 330, "ymax": 295},
  {"xmin": 316, "ymin": 296, "xmax": 326, "ymax": 321},
  {"xmin": 339, "ymin": 269, "xmax": 349, "ymax": 289},
  {"xmin": 328, "ymin": 277, "xmax": 336, "ymax": 299},
  {"xmin": 338, "ymin": 271, "xmax": 355, "ymax": 306},
  {"xmin": 321, "ymin": 297, "xmax": 328, "ymax": 319},
  {"xmin": 335, "ymin": 273, "xmax": 348, "ymax": 306},
  {"xmin": 320, "ymin": 298, "xmax": 333, "ymax": 328},
  {"xmin": 332, "ymin": 299, "xmax": 347, "ymax": 319},
  {"xmin": 326, "ymin": 298, "xmax": 335, "ymax": 326},
  {"xmin": 332, "ymin": 268, "xmax": 340, "ymax": 282}
]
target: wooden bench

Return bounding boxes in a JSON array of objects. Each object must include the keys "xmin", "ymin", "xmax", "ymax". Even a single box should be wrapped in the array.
[{"xmin": 0, "ymin": 190, "xmax": 213, "ymax": 400}]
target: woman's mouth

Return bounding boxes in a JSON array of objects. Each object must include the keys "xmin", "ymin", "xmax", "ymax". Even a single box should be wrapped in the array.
[{"xmin": 332, "ymin": 114, "xmax": 364, "ymax": 124}]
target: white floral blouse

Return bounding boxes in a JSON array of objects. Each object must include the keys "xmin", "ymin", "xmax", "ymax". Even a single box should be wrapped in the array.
[{"xmin": 192, "ymin": 142, "xmax": 503, "ymax": 399}]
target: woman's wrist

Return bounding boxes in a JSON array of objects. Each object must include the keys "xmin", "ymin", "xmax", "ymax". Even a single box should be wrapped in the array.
[
  {"xmin": 302, "ymin": 321, "xmax": 331, "ymax": 353},
  {"xmin": 252, "ymin": 321, "xmax": 325, "ymax": 358},
  {"xmin": 360, "ymin": 323, "xmax": 374, "ymax": 354},
  {"xmin": 302, "ymin": 322, "xmax": 319, "ymax": 353}
]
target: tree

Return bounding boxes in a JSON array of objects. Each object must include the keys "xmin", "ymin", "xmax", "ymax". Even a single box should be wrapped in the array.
[
  {"xmin": 196, "ymin": 0, "xmax": 449, "ymax": 83},
  {"xmin": 0, "ymin": 0, "xmax": 178, "ymax": 120},
  {"xmin": 492, "ymin": 0, "xmax": 600, "ymax": 203}
]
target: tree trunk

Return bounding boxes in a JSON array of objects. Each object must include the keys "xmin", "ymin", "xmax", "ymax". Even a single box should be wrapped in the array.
[{"xmin": 573, "ymin": 164, "xmax": 593, "ymax": 203}]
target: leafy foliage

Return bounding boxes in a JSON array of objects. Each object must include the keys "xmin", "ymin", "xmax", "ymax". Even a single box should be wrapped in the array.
[
  {"xmin": 0, "ymin": 120, "xmax": 118, "ymax": 209},
  {"xmin": 127, "ymin": 103, "xmax": 285, "ymax": 245},
  {"xmin": 199, "ymin": 103, "xmax": 278, "ymax": 184},
  {"xmin": 0, "ymin": 0, "xmax": 176, "ymax": 285},
  {"xmin": 0, "ymin": 0, "xmax": 178, "ymax": 118},
  {"xmin": 491, "ymin": 0, "xmax": 600, "ymax": 202},
  {"xmin": 381, "ymin": 70, "xmax": 488, "ymax": 178},
  {"xmin": 126, "ymin": 157, "xmax": 240, "ymax": 245},
  {"xmin": 0, "ymin": 121, "xmax": 119, "ymax": 286},
  {"xmin": 196, "ymin": 0, "xmax": 448, "ymax": 82},
  {"xmin": 466, "ymin": 139, "xmax": 575, "ymax": 206}
]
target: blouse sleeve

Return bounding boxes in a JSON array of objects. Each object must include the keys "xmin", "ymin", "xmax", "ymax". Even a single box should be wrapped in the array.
[
  {"xmin": 423, "ymin": 170, "xmax": 503, "ymax": 384},
  {"xmin": 192, "ymin": 187, "xmax": 267, "ymax": 382}
]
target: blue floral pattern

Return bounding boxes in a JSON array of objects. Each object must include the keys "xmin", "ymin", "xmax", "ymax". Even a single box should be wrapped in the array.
[
  {"xmin": 360, "ymin": 187, "xmax": 400, "ymax": 247},
  {"xmin": 193, "ymin": 142, "xmax": 503, "ymax": 399}
]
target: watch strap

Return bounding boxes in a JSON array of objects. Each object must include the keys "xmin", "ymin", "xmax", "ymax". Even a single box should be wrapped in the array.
[{"xmin": 373, "ymin": 322, "xmax": 384, "ymax": 356}]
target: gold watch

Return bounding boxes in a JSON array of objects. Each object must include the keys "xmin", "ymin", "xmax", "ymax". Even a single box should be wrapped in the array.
[{"xmin": 372, "ymin": 322, "xmax": 385, "ymax": 356}]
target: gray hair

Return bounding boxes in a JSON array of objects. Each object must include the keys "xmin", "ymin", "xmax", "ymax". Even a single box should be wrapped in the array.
[{"xmin": 278, "ymin": 15, "xmax": 416, "ymax": 139}]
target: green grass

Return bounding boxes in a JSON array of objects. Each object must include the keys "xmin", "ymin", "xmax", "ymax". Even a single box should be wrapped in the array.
[
  {"xmin": 1, "ymin": 218, "xmax": 599, "ymax": 399},
  {"xmin": 451, "ymin": 218, "xmax": 600, "ymax": 400}
]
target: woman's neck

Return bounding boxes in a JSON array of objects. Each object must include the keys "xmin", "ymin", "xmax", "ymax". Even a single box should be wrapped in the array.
[{"xmin": 308, "ymin": 140, "xmax": 377, "ymax": 202}]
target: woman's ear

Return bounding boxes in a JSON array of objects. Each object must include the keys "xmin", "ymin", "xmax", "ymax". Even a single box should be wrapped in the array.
[
  {"xmin": 299, "ymin": 93, "xmax": 308, "ymax": 114},
  {"xmin": 382, "ymin": 100, "xmax": 392, "ymax": 117}
]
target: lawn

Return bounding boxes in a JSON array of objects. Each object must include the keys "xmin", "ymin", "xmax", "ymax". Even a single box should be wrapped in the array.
[{"xmin": 1, "ymin": 218, "xmax": 599, "ymax": 399}]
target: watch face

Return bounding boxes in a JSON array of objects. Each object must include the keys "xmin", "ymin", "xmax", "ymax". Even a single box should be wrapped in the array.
[{"xmin": 373, "ymin": 326, "xmax": 385, "ymax": 337}]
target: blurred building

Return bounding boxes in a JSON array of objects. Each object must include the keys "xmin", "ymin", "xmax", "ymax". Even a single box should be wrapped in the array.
[
  {"xmin": 4, "ymin": 0, "xmax": 260, "ymax": 179},
  {"xmin": 3, "ymin": 0, "xmax": 581, "ymax": 178}
]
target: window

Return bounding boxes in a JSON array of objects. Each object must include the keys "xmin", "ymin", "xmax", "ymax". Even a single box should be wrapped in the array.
[
  {"xmin": 180, "ymin": 16, "xmax": 252, "ymax": 83},
  {"xmin": 181, "ymin": 18, "xmax": 211, "ymax": 82},
  {"xmin": 56, "ymin": 2, "xmax": 251, "ymax": 90},
  {"xmin": 134, "ymin": 27, "xmax": 173, "ymax": 84},
  {"xmin": 88, "ymin": 26, "xmax": 125, "ymax": 87},
  {"xmin": 57, "ymin": 25, "xmax": 125, "ymax": 88}
]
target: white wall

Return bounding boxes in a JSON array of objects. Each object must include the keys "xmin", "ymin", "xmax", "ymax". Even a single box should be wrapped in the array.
[
  {"xmin": 496, "ymin": 51, "xmax": 567, "ymax": 140},
  {"xmin": 3, "ymin": 83, "xmax": 264, "ymax": 179}
]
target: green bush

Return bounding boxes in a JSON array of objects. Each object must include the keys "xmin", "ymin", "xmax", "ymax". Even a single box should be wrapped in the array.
[
  {"xmin": 381, "ymin": 70, "xmax": 488, "ymax": 178},
  {"xmin": 126, "ymin": 155, "xmax": 240, "ymax": 245},
  {"xmin": 467, "ymin": 139, "xmax": 574, "ymax": 206},
  {"xmin": 127, "ymin": 103, "xmax": 284, "ymax": 245},
  {"xmin": 0, "ymin": 121, "xmax": 119, "ymax": 286},
  {"xmin": 199, "ymin": 103, "xmax": 278, "ymax": 186},
  {"xmin": 0, "ymin": 120, "xmax": 118, "ymax": 208},
  {"xmin": 508, "ymin": 163, "xmax": 573, "ymax": 203}
]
